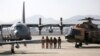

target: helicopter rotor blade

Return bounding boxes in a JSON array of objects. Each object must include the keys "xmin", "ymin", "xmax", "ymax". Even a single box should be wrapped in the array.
[{"xmin": 92, "ymin": 19, "xmax": 100, "ymax": 21}]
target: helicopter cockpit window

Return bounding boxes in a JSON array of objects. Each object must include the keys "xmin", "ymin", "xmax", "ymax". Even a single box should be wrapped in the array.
[
  {"xmin": 75, "ymin": 30, "xmax": 81, "ymax": 35},
  {"xmin": 71, "ymin": 29, "xmax": 81, "ymax": 35}
]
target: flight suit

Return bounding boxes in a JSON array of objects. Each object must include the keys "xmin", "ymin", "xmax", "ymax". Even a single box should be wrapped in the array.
[
  {"xmin": 50, "ymin": 37, "xmax": 53, "ymax": 48},
  {"xmin": 58, "ymin": 37, "xmax": 61, "ymax": 48},
  {"xmin": 45, "ymin": 36, "xmax": 49, "ymax": 49},
  {"xmin": 41, "ymin": 36, "xmax": 45, "ymax": 48},
  {"xmin": 53, "ymin": 37, "xmax": 57, "ymax": 48}
]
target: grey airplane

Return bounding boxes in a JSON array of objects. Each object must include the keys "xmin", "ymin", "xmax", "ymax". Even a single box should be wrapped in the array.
[
  {"xmin": 0, "ymin": 1, "xmax": 75, "ymax": 35},
  {"xmin": 0, "ymin": 1, "xmax": 75, "ymax": 53},
  {"xmin": 0, "ymin": 2, "xmax": 40, "ymax": 53},
  {"xmin": 9, "ymin": 22, "xmax": 31, "ymax": 40}
]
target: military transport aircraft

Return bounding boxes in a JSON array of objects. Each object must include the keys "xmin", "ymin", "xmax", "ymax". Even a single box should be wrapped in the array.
[
  {"xmin": 65, "ymin": 17, "xmax": 100, "ymax": 48},
  {"xmin": 0, "ymin": 2, "xmax": 75, "ymax": 53},
  {"xmin": 0, "ymin": 2, "xmax": 41, "ymax": 53}
]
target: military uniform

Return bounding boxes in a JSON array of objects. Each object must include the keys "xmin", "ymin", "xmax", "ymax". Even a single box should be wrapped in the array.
[
  {"xmin": 50, "ymin": 37, "xmax": 53, "ymax": 48},
  {"xmin": 53, "ymin": 37, "xmax": 57, "ymax": 48},
  {"xmin": 58, "ymin": 37, "xmax": 61, "ymax": 48},
  {"xmin": 41, "ymin": 36, "xmax": 45, "ymax": 48},
  {"xmin": 45, "ymin": 36, "xmax": 49, "ymax": 49}
]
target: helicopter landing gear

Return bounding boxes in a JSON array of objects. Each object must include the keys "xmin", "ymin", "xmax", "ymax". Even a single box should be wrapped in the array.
[
  {"xmin": 75, "ymin": 41, "xmax": 82, "ymax": 48},
  {"xmin": 75, "ymin": 42, "xmax": 79, "ymax": 48},
  {"xmin": 79, "ymin": 42, "xmax": 82, "ymax": 47}
]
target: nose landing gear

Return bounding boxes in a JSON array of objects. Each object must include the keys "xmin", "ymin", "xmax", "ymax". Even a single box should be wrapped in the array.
[{"xmin": 11, "ymin": 44, "xmax": 15, "ymax": 53}]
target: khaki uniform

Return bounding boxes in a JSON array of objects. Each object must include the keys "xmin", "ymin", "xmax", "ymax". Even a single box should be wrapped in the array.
[
  {"xmin": 50, "ymin": 37, "xmax": 53, "ymax": 48},
  {"xmin": 58, "ymin": 37, "xmax": 61, "ymax": 48},
  {"xmin": 45, "ymin": 36, "xmax": 49, "ymax": 49},
  {"xmin": 41, "ymin": 36, "xmax": 45, "ymax": 48},
  {"xmin": 53, "ymin": 37, "xmax": 57, "ymax": 48}
]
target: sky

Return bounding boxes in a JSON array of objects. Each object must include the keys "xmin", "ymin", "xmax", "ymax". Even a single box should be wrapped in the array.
[{"xmin": 0, "ymin": 0, "xmax": 100, "ymax": 23}]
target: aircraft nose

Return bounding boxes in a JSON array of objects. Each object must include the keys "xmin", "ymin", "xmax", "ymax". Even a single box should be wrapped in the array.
[
  {"xmin": 14, "ymin": 30, "xmax": 27, "ymax": 37},
  {"xmin": 14, "ymin": 30, "xmax": 19, "ymax": 36}
]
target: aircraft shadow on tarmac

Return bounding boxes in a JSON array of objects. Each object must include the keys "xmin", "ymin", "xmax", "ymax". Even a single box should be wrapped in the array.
[
  {"xmin": 0, "ymin": 51, "xmax": 58, "ymax": 55},
  {"xmin": 80, "ymin": 46, "xmax": 100, "ymax": 49}
]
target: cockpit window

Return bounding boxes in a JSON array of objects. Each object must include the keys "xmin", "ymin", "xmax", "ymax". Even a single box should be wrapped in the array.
[
  {"xmin": 16, "ymin": 25, "xmax": 22, "ymax": 30},
  {"xmin": 70, "ymin": 29, "xmax": 81, "ymax": 35}
]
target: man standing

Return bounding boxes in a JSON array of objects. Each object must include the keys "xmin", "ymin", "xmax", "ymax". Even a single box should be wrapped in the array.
[
  {"xmin": 41, "ymin": 36, "xmax": 45, "ymax": 48},
  {"xmin": 58, "ymin": 37, "xmax": 62, "ymax": 48},
  {"xmin": 45, "ymin": 36, "xmax": 49, "ymax": 49},
  {"xmin": 53, "ymin": 37, "xmax": 57, "ymax": 48},
  {"xmin": 50, "ymin": 37, "xmax": 53, "ymax": 48}
]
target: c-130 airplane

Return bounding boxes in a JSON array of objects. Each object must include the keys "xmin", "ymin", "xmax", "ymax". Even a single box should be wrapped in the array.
[
  {"xmin": 0, "ymin": 2, "xmax": 41, "ymax": 53},
  {"xmin": 0, "ymin": 2, "xmax": 75, "ymax": 53}
]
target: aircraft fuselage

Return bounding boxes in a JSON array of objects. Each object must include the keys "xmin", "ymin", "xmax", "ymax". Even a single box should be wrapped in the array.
[{"xmin": 8, "ymin": 22, "xmax": 31, "ymax": 40}]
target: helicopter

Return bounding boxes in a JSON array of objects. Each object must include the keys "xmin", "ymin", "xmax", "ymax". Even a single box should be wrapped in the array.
[{"xmin": 65, "ymin": 17, "xmax": 100, "ymax": 48}]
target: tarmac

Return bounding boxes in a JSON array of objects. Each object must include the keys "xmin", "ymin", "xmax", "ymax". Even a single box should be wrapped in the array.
[{"xmin": 0, "ymin": 35, "xmax": 100, "ymax": 56}]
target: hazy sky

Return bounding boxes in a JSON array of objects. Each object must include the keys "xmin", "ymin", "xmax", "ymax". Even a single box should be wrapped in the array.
[{"xmin": 0, "ymin": 0, "xmax": 100, "ymax": 23}]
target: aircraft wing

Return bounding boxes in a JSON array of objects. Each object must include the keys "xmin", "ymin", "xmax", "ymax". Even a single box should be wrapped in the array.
[
  {"xmin": 26, "ymin": 24, "xmax": 39, "ymax": 27},
  {"xmin": 0, "ymin": 24, "xmax": 75, "ymax": 28},
  {"xmin": 42, "ymin": 24, "xmax": 59, "ymax": 27},
  {"xmin": 0, "ymin": 24, "xmax": 39, "ymax": 27},
  {"xmin": 42, "ymin": 24, "xmax": 75, "ymax": 27},
  {"xmin": 0, "ymin": 40, "xmax": 41, "ymax": 45},
  {"xmin": 0, "ymin": 24, "xmax": 12, "ymax": 27}
]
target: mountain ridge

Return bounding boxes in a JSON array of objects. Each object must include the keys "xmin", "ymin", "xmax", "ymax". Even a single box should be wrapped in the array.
[{"xmin": 0, "ymin": 15, "xmax": 100, "ymax": 24}]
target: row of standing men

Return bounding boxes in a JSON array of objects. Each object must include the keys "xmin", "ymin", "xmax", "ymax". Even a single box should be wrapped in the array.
[{"xmin": 41, "ymin": 36, "xmax": 62, "ymax": 49}]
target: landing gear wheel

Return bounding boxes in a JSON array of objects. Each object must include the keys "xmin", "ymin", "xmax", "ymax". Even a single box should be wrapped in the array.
[
  {"xmin": 79, "ymin": 42, "xmax": 82, "ymax": 47},
  {"xmin": 75, "ymin": 43, "xmax": 79, "ymax": 48}
]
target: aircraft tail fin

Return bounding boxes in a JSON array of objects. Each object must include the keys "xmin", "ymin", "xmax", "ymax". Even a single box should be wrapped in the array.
[
  {"xmin": 39, "ymin": 18, "xmax": 41, "ymax": 25},
  {"xmin": 22, "ymin": 2, "xmax": 25, "ymax": 23},
  {"xmin": 60, "ymin": 17, "xmax": 63, "ymax": 25}
]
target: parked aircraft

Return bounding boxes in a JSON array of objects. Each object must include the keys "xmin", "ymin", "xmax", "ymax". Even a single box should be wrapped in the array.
[
  {"xmin": 0, "ymin": 1, "xmax": 75, "ymax": 53},
  {"xmin": 65, "ymin": 17, "xmax": 100, "ymax": 48},
  {"xmin": 0, "ymin": 2, "xmax": 41, "ymax": 53}
]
